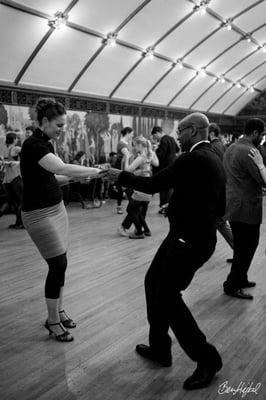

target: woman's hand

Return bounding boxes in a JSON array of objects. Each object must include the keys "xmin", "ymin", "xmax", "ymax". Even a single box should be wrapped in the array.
[
  {"xmin": 248, "ymin": 148, "xmax": 264, "ymax": 169},
  {"xmin": 107, "ymin": 168, "xmax": 121, "ymax": 180}
]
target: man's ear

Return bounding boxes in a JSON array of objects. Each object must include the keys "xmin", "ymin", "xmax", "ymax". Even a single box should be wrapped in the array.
[{"xmin": 191, "ymin": 125, "xmax": 197, "ymax": 138}]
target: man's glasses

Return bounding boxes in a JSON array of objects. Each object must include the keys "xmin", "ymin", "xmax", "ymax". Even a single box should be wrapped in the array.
[{"xmin": 177, "ymin": 124, "xmax": 209, "ymax": 134}]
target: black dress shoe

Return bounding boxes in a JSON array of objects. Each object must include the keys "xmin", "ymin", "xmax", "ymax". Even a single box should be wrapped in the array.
[
  {"xmin": 135, "ymin": 344, "xmax": 172, "ymax": 367},
  {"xmin": 241, "ymin": 281, "xmax": 256, "ymax": 288},
  {"xmin": 224, "ymin": 288, "xmax": 253, "ymax": 300},
  {"xmin": 183, "ymin": 358, "xmax": 222, "ymax": 390}
]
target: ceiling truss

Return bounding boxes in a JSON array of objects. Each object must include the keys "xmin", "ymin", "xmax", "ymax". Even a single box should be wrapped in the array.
[{"xmin": 0, "ymin": 0, "xmax": 265, "ymax": 116}]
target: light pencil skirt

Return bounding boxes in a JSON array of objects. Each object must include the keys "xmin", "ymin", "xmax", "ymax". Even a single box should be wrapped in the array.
[{"xmin": 22, "ymin": 201, "xmax": 68, "ymax": 259}]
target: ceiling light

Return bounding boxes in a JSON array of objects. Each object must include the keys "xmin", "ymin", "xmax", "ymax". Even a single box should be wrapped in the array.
[
  {"xmin": 219, "ymin": 76, "xmax": 225, "ymax": 83},
  {"xmin": 223, "ymin": 19, "xmax": 232, "ymax": 31},
  {"xmin": 236, "ymin": 82, "xmax": 241, "ymax": 88},
  {"xmin": 199, "ymin": 4, "xmax": 207, "ymax": 15},
  {"xmin": 145, "ymin": 47, "xmax": 154, "ymax": 59},
  {"xmin": 249, "ymin": 87, "xmax": 255, "ymax": 93},
  {"xmin": 48, "ymin": 11, "xmax": 68, "ymax": 29},
  {"xmin": 245, "ymin": 34, "xmax": 252, "ymax": 43},
  {"xmin": 198, "ymin": 68, "xmax": 206, "ymax": 77},
  {"xmin": 177, "ymin": 60, "xmax": 183, "ymax": 69},
  {"xmin": 106, "ymin": 33, "xmax": 117, "ymax": 47},
  {"xmin": 262, "ymin": 45, "xmax": 266, "ymax": 53}
]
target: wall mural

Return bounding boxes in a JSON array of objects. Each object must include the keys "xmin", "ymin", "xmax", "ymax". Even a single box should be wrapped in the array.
[{"xmin": 0, "ymin": 104, "xmax": 178, "ymax": 162}]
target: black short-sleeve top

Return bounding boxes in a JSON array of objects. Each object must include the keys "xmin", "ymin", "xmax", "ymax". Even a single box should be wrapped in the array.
[{"xmin": 20, "ymin": 128, "xmax": 62, "ymax": 211}]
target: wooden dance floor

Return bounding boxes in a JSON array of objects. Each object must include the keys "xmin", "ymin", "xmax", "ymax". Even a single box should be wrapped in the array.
[{"xmin": 1, "ymin": 197, "xmax": 265, "ymax": 400}]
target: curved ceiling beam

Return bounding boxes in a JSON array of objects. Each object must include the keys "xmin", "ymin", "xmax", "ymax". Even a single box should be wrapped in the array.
[
  {"xmin": 3, "ymin": 0, "xmax": 80, "ymax": 85},
  {"xmin": 253, "ymin": 76, "xmax": 266, "ymax": 89},
  {"xmin": 224, "ymin": 48, "xmax": 259, "ymax": 76},
  {"xmin": 141, "ymin": 65, "xmax": 175, "ymax": 103},
  {"xmin": 222, "ymin": 76, "xmax": 265, "ymax": 115},
  {"xmin": 0, "ymin": 0, "xmax": 50, "ymax": 19},
  {"xmin": 153, "ymin": 10, "xmax": 195, "ymax": 48},
  {"xmin": 1, "ymin": 0, "xmax": 264, "ymax": 113},
  {"xmin": 140, "ymin": 2, "xmax": 265, "ymax": 106},
  {"xmin": 167, "ymin": 74, "xmax": 197, "ymax": 107},
  {"xmin": 205, "ymin": 23, "xmax": 265, "ymax": 70},
  {"xmin": 114, "ymin": 0, "xmax": 152, "ymax": 33},
  {"xmin": 190, "ymin": 22, "xmax": 266, "ymax": 111},
  {"xmin": 109, "ymin": 58, "xmax": 143, "ymax": 98},
  {"xmin": 222, "ymin": 91, "xmax": 248, "ymax": 115},
  {"xmin": 68, "ymin": 0, "xmax": 152, "ymax": 92},
  {"xmin": 238, "ymin": 61, "xmax": 265, "ymax": 82},
  {"xmin": 68, "ymin": 44, "xmax": 106, "ymax": 92},
  {"xmin": 189, "ymin": 80, "xmax": 217, "ymax": 110},
  {"xmin": 191, "ymin": 63, "xmax": 265, "ymax": 112},
  {"xmin": 14, "ymin": 29, "xmax": 55, "ymax": 85},
  {"xmin": 231, "ymin": 0, "xmax": 265, "ymax": 20},
  {"xmin": 206, "ymin": 86, "xmax": 233, "ymax": 112},
  {"xmin": 207, "ymin": 63, "xmax": 265, "ymax": 113},
  {"xmin": 109, "ymin": 8, "xmax": 198, "ymax": 99}
]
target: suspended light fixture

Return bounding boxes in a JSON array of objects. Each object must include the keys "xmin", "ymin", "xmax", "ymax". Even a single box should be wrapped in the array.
[
  {"xmin": 48, "ymin": 11, "xmax": 68, "ymax": 29},
  {"xmin": 106, "ymin": 33, "xmax": 118, "ymax": 47},
  {"xmin": 236, "ymin": 82, "xmax": 241, "ymax": 88},
  {"xmin": 198, "ymin": 68, "xmax": 206, "ymax": 77},
  {"xmin": 249, "ymin": 87, "xmax": 255, "ymax": 93},
  {"xmin": 177, "ymin": 59, "xmax": 183, "ymax": 69},
  {"xmin": 145, "ymin": 47, "xmax": 154, "ymax": 59},
  {"xmin": 245, "ymin": 34, "xmax": 252, "ymax": 43},
  {"xmin": 199, "ymin": 3, "xmax": 207, "ymax": 15},
  {"xmin": 219, "ymin": 75, "xmax": 225, "ymax": 83},
  {"xmin": 223, "ymin": 19, "xmax": 232, "ymax": 31},
  {"xmin": 262, "ymin": 44, "xmax": 266, "ymax": 53},
  {"xmin": 194, "ymin": 0, "xmax": 210, "ymax": 14}
]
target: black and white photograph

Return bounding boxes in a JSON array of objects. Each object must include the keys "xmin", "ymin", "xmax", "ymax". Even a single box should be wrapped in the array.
[{"xmin": 0, "ymin": 0, "xmax": 265, "ymax": 399}]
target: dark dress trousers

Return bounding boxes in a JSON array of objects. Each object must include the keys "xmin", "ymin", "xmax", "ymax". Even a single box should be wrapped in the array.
[
  {"xmin": 119, "ymin": 142, "xmax": 226, "ymax": 362},
  {"xmin": 223, "ymin": 138, "xmax": 263, "ymax": 290}
]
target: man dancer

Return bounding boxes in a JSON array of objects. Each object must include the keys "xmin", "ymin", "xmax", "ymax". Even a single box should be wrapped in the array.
[
  {"xmin": 208, "ymin": 123, "xmax": 234, "ymax": 259},
  {"xmin": 108, "ymin": 112, "xmax": 225, "ymax": 390},
  {"xmin": 223, "ymin": 118, "xmax": 265, "ymax": 300}
]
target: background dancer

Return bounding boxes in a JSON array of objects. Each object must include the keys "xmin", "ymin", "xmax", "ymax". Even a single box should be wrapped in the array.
[
  {"xmin": 114, "ymin": 127, "xmax": 133, "ymax": 214},
  {"xmin": 118, "ymin": 137, "xmax": 158, "ymax": 238}
]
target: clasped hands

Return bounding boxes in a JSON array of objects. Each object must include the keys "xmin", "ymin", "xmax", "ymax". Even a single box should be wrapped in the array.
[{"xmin": 98, "ymin": 166, "xmax": 122, "ymax": 181}]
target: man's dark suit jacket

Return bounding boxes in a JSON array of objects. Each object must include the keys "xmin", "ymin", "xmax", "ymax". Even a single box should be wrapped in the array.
[
  {"xmin": 119, "ymin": 142, "xmax": 226, "ymax": 247},
  {"xmin": 156, "ymin": 135, "xmax": 179, "ymax": 170},
  {"xmin": 223, "ymin": 138, "xmax": 264, "ymax": 225},
  {"xmin": 210, "ymin": 138, "xmax": 225, "ymax": 161}
]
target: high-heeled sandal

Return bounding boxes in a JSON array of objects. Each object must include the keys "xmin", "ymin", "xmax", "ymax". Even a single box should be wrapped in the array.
[
  {"xmin": 45, "ymin": 320, "xmax": 74, "ymax": 342},
  {"xmin": 59, "ymin": 310, "xmax": 77, "ymax": 329}
]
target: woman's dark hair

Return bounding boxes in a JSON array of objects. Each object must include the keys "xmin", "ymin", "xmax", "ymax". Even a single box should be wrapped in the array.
[
  {"xmin": 74, "ymin": 151, "xmax": 85, "ymax": 161},
  {"xmin": 25, "ymin": 126, "xmax": 35, "ymax": 133},
  {"xmin": 5, "ymin": 132, "xmax": 17, "ymax": 145},
  {"xmin": 121, "ymin": 127, "xmax": 133, "ymax": 137},
  {"xmin": 208, "ymin": 123, "xmax": 221, "ymax": 137},
  {"xmin": 245, "ymin": 118, "xmax": 265, "ymax": 136},
  {"xmin": 151, "ymin": 126, "xmax": 162, "ymax": 135},
  {"xmin": 36, "ymin": 97, "xmax": 66, "ymax": 125}
]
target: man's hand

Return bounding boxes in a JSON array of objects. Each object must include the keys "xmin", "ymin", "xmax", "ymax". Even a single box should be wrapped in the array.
[{"xmin": 107, "ymin": 168, "xmax": 122, "ymax": 180}]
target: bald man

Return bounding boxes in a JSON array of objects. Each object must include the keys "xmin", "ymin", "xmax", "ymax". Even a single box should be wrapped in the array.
[{"xmin": 107, "ymin": 112, "xmax": 226, "ymax": 390}]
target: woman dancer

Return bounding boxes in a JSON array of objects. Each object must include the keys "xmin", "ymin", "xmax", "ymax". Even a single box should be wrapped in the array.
[
  {"xmin": 118, "ymin": 137, "xmax": 159, "ymax": 238},
  {"xmin": 20, "ymin": 98, "xmax": 102, "ymax": 342}
]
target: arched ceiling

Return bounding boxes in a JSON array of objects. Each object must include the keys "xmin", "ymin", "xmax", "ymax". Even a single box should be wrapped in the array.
[{"xmin": 0, "ymin": 0, "xmax": 265, "ymax": 116}]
